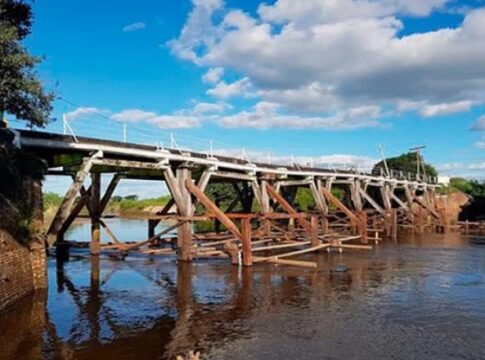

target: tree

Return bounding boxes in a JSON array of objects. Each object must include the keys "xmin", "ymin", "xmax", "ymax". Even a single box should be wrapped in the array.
[
  {"xmin": 0, "ymin": 0, "xmax": 54, "ymax": 127},
  {"xmin": 373, "ymin": 152, "xmax": 437, "ymax": 178}
]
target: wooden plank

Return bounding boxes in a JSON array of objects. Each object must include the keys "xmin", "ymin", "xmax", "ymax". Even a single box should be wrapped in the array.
[
  {"xmin": 185, "ymin": 179, "xmax": 244, "ymax": 241},
  {"xmin": 254, "ymin": 243, "xmax": 330, "ymax": 263},
  {"xmin": 252, "ymin": 241, "xmax": 311, "ymax": 252},
  {"xmin": 265, "ymin": 258, "xmax": 317, "ymax": 268},
  {"xmin": 265, "ymin": 183, "xmax": 310, "ymax": 232}
]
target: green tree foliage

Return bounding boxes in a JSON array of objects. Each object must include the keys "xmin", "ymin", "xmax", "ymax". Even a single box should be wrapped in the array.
[
  {"xmin": 0, "ymin": 0, "xmax": 54, "ymax": 126},
  {"xmin": 449, "ymin": 177, "xmax": 485, "ymax": 197},
  {"xmin": 373, "ymin": 152, "xmax": 437, "ymax": 178}
]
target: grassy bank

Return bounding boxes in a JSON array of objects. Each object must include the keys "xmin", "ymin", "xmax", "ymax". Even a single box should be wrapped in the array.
[{"xmin": 43, "ymin": 192, "xmax": 171, "ymax": 217}]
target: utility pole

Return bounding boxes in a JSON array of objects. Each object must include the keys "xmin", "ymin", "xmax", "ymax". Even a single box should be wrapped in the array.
[
  {"xmin": 378, "ymin": 145, "xmax": 390, "ymax": 177},
  {"xmin": 409, "ymin": 145, "xmax": 426, "ymax": 180}
]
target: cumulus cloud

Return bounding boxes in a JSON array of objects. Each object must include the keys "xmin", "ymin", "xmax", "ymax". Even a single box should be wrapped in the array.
[
  {"xmin": 147, "ymin": 115, "xmax": 200, "ymax": 128},
  {"xmin": 202, "ymin": 67, "xmax": 224, "ymax": 84},
  {"xmin": 123, "ymin": 22, "xmax": 146, "ymax": 32},
  {"xmin": 420, "ymin": 101, "xmax": 474, "ymax": 117},
  {"xmin": 110, "ymin": 108, "xmax": 201, "ymax": 128},
  {"xmin": 169, "ymin": 0, "xmax": 485, "ymax": 126},
  {"xmin": 472, "ymin": 115, "xmax": 485, "ymax": 131},
  {"xmin": 193, "ymin": 101, "xmax": 230, "ymax": 114},
  {"xmin": 65, "ymin": 107, "xmax": 108, "ymax": 121},
  {"xmin": 111, "ymin": 109, "xmax": 157, "ymax": 122},
  {"xmin": 207, "ymin": 78, "xmax": 252, "ymax": 98},
  {"xmin": 218, "ymin": 101, "xmax": 381, "ymax": 129}
]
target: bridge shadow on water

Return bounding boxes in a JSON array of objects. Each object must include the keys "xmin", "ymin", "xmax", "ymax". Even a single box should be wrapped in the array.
[{"xmin": 1, "ymin": 232, "xmax": 485, "ymax": 360}]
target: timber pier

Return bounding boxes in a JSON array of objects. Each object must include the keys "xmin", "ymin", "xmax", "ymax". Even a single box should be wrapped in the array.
[{"xmin": 16, "ymin": 129, "xmax": 445, "ymax": 268}]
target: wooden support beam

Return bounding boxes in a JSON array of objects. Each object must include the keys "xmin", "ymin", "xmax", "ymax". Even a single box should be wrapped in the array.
[
  {"xmin": 278, "ymin": 179, "xmax": 313, "ymax": 187},
  {"xmin": 99, "ymin": 219, "xmax": 122, "ymax": 245},
  {"xmin": 380, "ymin": 184, "xmax": 393, "ymax": 211},
  {"xmin": 92, "ymin": 158, "xmax": 167, "ymax": 170},
  {"xmin": 350, "ymin": 180, "xmax": 363, "ymax": 211},
  {"xmin": 357, "ymin": 211, "xmax": 368, "ymax": 243},
  {"xmin": 390, "ymin": 192, "xmax": 411, "ymax": 212},
  {"xmin": 241, "ymin": 218, "xmax": 252, "ymax": 266},
  {"xmin": 100, "ymin": 174, "xmax": 121, "ymax": 211},
  {"xmin": 185, "ymin": 179, "xmax": 244, "ymax": 241},
  {"xmin": 58, "ymin": 186, "xmax": 91, "ymax": 241},
  {"xmin": 265, "ymin": 183, "xmax": 311, "ymax": 232},
  {"xmin": 90, "ymin": 172, "xmax": 101, "ymax": 255},
  {"xmin": 359, "ymin": 187, "xmax": 385, "ymax": 215},
  {"xmin": 310, "ymin": 216, "xmax": 319, "ymax": 247},
  {"xmin": 414, "ymin": 196, "xmax": 440, "ymax": 219},
  {"xmin": 177, "ymin": 167, "xmax": 193, "ymax": 261},
  {"xmin": 163, "ymin": 167, "xmax": 187, "ymax": 215},
  {"xmin": 47, "ymin": 154, "xmax": 98, "ymax": 246},
  {"xmin": 320, "ymin": 187, "xmax": 359, "ymax": 225}
]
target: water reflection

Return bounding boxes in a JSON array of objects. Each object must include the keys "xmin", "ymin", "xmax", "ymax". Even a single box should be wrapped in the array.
[{"xmin": 0, "ymin": 233, "xmax": 485, "ymax": 359}]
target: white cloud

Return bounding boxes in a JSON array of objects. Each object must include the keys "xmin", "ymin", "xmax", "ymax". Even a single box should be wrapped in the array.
[
  {"xmin": 111, "ymin": 109, "xmax": 157, "ymax": 122},
  {"xmin": 123, "ymin": 22, "xmax": 146, "ymax": 32},
  {"xmin": 193, "ymin": 101, "xmax": 229, "ymax": 114},
  {"xmin": 475, "ymin": 141, "xmax": 485, "ymax": 149},
  {"xmin": 468, "ymin": 162, "xmax": 485, "ymax": 170},
  {"xmin": 218, "ymin": 101, "xmax": 381, "ymax": 129},
  {"xmin": 419, "ymin": 101, "xmax": 473, "ymax": 117},
  {"xmin": 170, "ymin": 1, "xmax": 485, "ymax": 122},
  {"xmin": 167, "ymin": 0, "xmax": 223, "ymax": 63},
  {"xmin": 202, "ymin": 67, "xmax": 224, "ymax": 84},
  {"xmin": 207, "ymin": 78, "xmax": 252, "ymax": 98},
  {"xmin": 65, "ymin": 107, "xmax": 107, "ymax": 121},
  {"xmin": 147, "ymin": 116, "xmax": 200, "ymax": 128},
  {"xmin": 110, "ymin": 108, "xmax": 200, "ymax": 128},
  {"xmin": 472, "ymin": 115, "xmax": 485, "ymax": 131}
]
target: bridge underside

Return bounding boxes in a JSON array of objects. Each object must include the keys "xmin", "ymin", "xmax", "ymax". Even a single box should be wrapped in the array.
[{"xmin": 17, "ymin": 130, "xmax": 445, "ymax": 268}]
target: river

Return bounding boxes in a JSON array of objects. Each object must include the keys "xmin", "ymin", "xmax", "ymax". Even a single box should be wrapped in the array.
[{"xmin": 1, "ymin": 219, "xmax": 484, "ymax": 359}]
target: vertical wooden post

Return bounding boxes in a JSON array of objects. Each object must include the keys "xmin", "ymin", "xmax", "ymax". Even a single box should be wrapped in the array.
[
  {"xmin": 241, "ymin": 218, "xmax": 253, "ymax": 266},
  {"xmin": 148, "ymin": 219, "xmax": 158, "ymax": 239},
  {"xmin": 260, "ymin": 180, "xmax": 272, "ymax": 235},
  {"xmin": 357, "ymin": 211, "xmax": 368, "ymax": 244},
  {"xmin": 177, "ymin": 167, "xmax": 193, "ymax": 262},
  {"xmin": 390, "ymin": 209, "xmax": 398, "ymax": 241},
  {"xmin": 310, "ymin": 216, "xmax": 319, "ymax": 247},
  {"xmin": 90, "ymin": 173, "xmax": 101, "ymax": 256}
]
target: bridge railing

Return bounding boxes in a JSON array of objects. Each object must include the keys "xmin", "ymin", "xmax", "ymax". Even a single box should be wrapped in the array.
[{"xmin": 17, "ymin": 115, "xmax": 436, "ymax": 184}]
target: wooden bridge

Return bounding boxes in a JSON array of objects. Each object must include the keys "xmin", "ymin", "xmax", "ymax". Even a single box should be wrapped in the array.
[{"xmin": 16, "ymin": 129, "xmax": 444, "ymax": 268}]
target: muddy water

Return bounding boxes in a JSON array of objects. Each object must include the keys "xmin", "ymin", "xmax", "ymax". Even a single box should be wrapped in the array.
[{"xmin": 1, "ymin": 231, "xmax": 485, "ymax": 360}]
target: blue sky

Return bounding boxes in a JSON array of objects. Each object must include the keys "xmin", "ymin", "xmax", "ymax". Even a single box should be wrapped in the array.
[{"xmin": 14, "ymin": 0, "xmax": 485, "ymax": 195}]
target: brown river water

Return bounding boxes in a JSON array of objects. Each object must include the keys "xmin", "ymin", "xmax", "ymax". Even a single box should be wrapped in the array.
[{"xmin": 1, "ymin": 228, "xmax": 485, "ymax": 359}]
